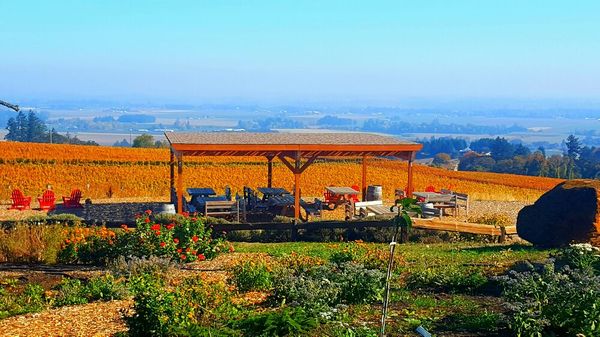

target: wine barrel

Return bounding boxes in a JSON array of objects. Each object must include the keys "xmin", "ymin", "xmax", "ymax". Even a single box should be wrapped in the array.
[{"xmin": 366, "ymin": 185, "xmax": 383, "ymax": 201}]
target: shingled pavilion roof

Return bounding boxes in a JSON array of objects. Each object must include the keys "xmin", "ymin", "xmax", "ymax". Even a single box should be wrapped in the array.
[{"xmin": 165, "ymin": 132, "xmax": 421, "ymax": 158}]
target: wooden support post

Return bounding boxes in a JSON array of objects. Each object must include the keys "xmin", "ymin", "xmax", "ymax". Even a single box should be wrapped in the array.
[
  {"xmin": 362, "ymin": 155, "xmax": 368, "ymax": 201},
  {"xmin": 267, "ymin": 155, "xmax": 274, "ymax": 188},
  {"xmin": 294, "ymin": 153, "xmax": 301, "ymax": 222},
  {"xmin": 407, "ymin": 155, "xmax": 414, "ymax": 197},
  {"xmin": 169, "ymin": 149, "xmax": 175, "ymax": 203},
  {"xmin": 177, "ymin": 154, "xmax": 184, "ymax": 214}
]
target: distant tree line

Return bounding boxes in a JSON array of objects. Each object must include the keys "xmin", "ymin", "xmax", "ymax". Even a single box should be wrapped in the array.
[
  {"xmin": 457, "ymin": 135, "xmax": 600, "ymax": 179},
  {"xmin": 5, "ymin": 111, "xmax": 98, "ymax": 145},
  {"xmin": 417, "ymin": 137, "xmax": 468, "ymax": 158},
  {"xmin": 117, "ymin": 133, "xmax": 168, "ymax": 148},
  {"xmin": 236, "ymin": 116, "xmax": 527, "ymax": 135},
  {"xmin": 363, "ymin": 119, "xmax": 526, "ymax": 135}
]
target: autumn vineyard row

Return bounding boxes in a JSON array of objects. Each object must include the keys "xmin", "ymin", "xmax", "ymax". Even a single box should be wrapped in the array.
[{"xmin": 0, "ymin": 142, "xmax": 563, "ymax": 202}]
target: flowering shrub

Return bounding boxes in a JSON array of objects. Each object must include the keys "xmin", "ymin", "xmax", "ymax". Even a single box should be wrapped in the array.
[
  {"xmin": 126, "ymin": 274, "xmax": 236, "ymax": 336},
  {"xmin": 499, "ymin": 265, "xmax": 600, "ymax": 337},
  {"xmin": 553, "ymin": 243, "xmax": 600, "ymax": 272},
  {"xmin": 58, "ymin": 211, "xmax": 228, "ymax": 264}
]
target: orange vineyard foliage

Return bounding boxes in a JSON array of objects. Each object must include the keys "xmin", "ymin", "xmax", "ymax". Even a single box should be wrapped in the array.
[{"xmin": 0, "ymin": 142, "xmax": 563, "ymax": 202}]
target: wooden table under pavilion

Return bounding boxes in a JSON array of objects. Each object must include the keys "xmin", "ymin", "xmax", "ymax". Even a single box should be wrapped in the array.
[{"xmin": 164, "ymin": 132, "xmax": 422, "ymax": 222}]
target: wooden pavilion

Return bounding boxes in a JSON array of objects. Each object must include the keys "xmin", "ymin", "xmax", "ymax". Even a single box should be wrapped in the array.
[{"xmin": 164, "ymin": 132, "xmax": 422, "ymax": 221}]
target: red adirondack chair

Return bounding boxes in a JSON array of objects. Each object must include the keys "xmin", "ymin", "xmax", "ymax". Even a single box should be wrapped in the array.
[
  {"xmin": 350, "ymin": 185, "xmax": 360, "ymax": 203},
  {"xmin": 9, "ymin": 189, "xmax": 31, "ymax": 210},
  {"xmin": 62, "ymin": 189, "xmax": 83, "ymax": 208},
  {"xmin": 38, "ymin": 190, "xmax": 56, "ymax": 211}
]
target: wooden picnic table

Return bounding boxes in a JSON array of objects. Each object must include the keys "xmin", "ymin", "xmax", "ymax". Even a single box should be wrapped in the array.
[
  {"xmin": 257, "ymin": 187, "xmax": 290, "ymax": 197},
  {"xmin": 324, "ymin": 186, "xmax": 360, "ymax": 211},
  {"xmin": 268, "ymin": 195, "xmax": 295, "ymax": 207},
  {"xmin": 187, "ymin": 188, "xmax": 217, "ymax": 198},
  {"xmin": 325, "ymin": 186, "xmax": 359, "ymax": 195}
]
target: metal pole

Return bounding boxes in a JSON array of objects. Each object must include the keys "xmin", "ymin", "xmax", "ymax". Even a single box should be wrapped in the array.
[
  {"xmin": 362, "ymin": 155, "xmax": 368, "ymax": 201},
  {"xmin": 380, "ymin": 222, "xmax": 400, "ymax": 337}
]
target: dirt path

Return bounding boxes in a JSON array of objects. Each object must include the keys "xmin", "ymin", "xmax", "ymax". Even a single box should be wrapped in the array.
[{"xmin": 0, "ymin": 299, "xmax": 132, "ymax": 337}]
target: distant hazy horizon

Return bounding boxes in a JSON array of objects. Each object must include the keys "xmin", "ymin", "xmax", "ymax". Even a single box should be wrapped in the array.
[{"xmin": 1, "ymin": 1, "xmax": 599, "ymax": 105}]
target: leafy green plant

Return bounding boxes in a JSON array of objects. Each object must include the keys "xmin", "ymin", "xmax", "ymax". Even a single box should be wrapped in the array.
[
  {"xmin": 85, "ymin": 274, "xmax": 129, "ymax": 301},
  {"xmin": 53, "ymin": 279, "xmax": 88, "ymax": 306},
  {"xmin": 232, "ymin": 307, "xmax": 318, "ymax": 337},
  {"xmin": 391, "ymin": 197, "xmax": 422, "ymax": 243},
  {"xmin": 230, "ymin": 260, "xmax": 273, "ymax": 292}
]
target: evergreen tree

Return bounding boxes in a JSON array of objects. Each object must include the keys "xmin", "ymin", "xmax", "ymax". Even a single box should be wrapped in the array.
[
  {"xmin": 26, "ymin": 110, "xmax": 47, "ymax": 142},
  {"xmin": 565, "ymin": 135, "xmax": 582, "ymax": 159}
]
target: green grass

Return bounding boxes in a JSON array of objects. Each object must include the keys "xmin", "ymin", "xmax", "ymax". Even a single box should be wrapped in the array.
[{"xmin": 234, "ymin": 241, "xmax": 551, "ymax": 272}]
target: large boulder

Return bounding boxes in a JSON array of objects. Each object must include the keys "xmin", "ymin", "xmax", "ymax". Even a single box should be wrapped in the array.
[{"xmin": 517, "ymin": 180, "xmax": 600, "ymax": 247}]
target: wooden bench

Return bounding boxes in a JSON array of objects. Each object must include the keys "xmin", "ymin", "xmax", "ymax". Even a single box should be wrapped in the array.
[
  {"xmin": 353, "ymin": 200, "xmax": 395, "ymax": 218},
  {"xmin": 204, "ymin": 200, "xmax": 241, "ymax": 222}
]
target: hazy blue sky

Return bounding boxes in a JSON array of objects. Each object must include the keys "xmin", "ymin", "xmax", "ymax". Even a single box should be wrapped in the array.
[{"xmin": 1, "ymin": 1, "xmax": 599, "ymax": 104}]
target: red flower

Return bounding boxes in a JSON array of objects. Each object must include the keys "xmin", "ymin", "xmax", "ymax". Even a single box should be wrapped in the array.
[
  {"xmin": 154, "ymin": 230, "xmax": 161, "ymax": 236},
  {"xmin": 229, "ymin": 245, "xmax": 235, "ymax": 253},
  {"xmin": 120, "ymin": 224, "xmax": 128, "ymax": 229},
  {"xmin": 166, "ymin": 223, "xmax": 175, "ymax": 230},
  {"xmin": 177, "ymin": 248, "xmax": 182, "ymax": 253},
  {"xmin": 173, "ymin": 238, "xmax": 179, "ymax": 244},
  {"xmin": 182, "ymin": 212, "xmax": 190, "ymax": 217},
  {"xmin": 191, "ymin": 217, "xmax": 198, "ymax": 222},
  {"xmin": 186, "ymin": 247, "xmax": 191, "ymax": 252},
  {"xmin": 197, "ymin": 253, "xmax": 206, "ymax": 261},
  {"xmin": 191, "ymin": 250, "xmax": 196, "ymax": 255},
  {"xmin": 180, "ymin": 254, "xmax": 186, "ymax": 260},
  {"xmin": 150, "ymin": 224, "xmax": 160, "ymax": 231},
  {"xmin": 145, "ymin": 209, "xmax": 152, "ymax": 215},
  {"xmin": 144, "ymin": 218, "xmax": 150, "ymax": 223},
  {"xmin": 192, "ymin": 235, "xmax": 199, "ymax": 243},
  {"xmin": 160, "ymin": 242, "xmax": 166, "ymax": 248}
]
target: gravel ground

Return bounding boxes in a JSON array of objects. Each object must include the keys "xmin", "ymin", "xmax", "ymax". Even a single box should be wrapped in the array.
[{"xmin": 0, "ymin": 197, "xmax": 532, "ymax": 225}]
